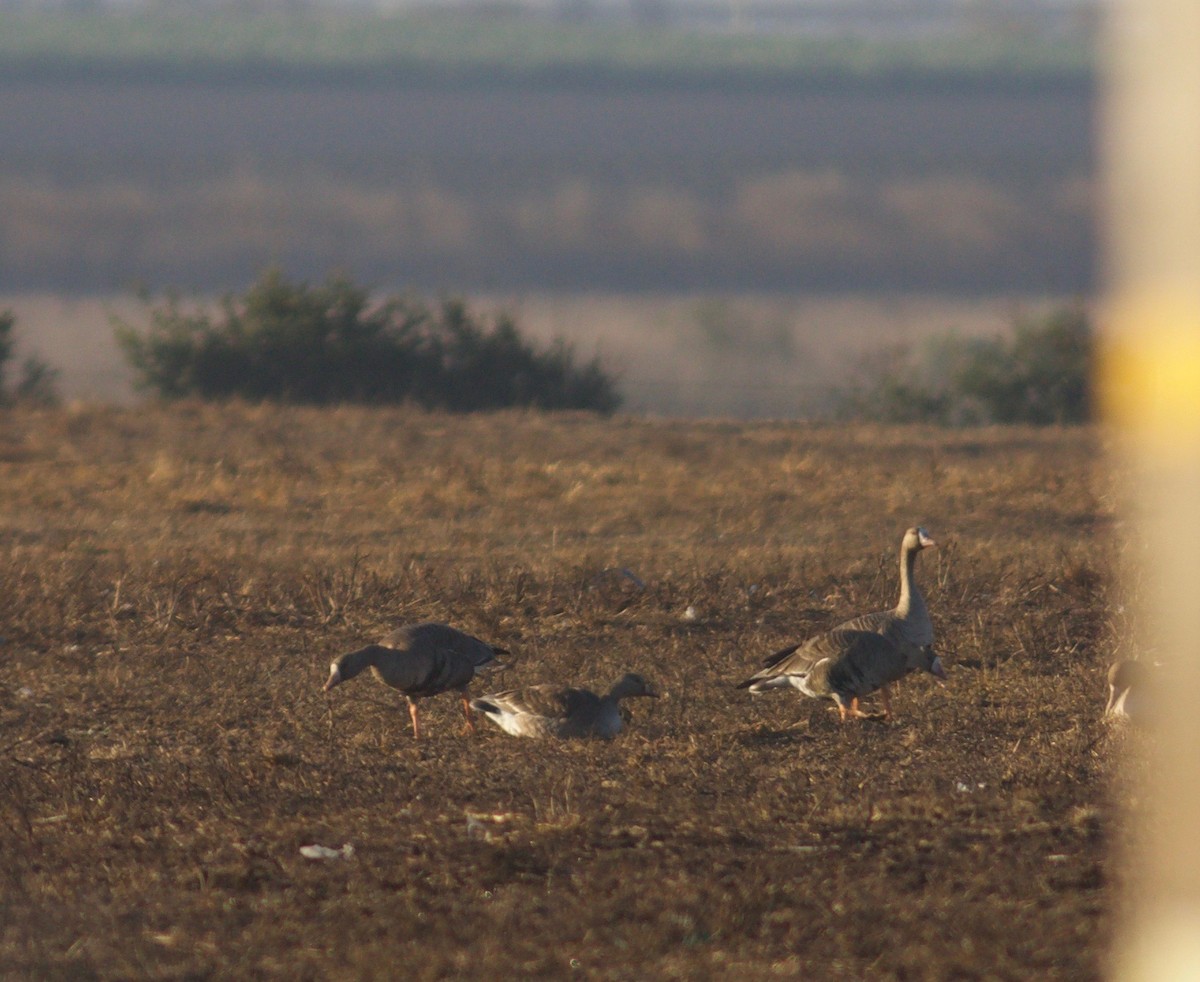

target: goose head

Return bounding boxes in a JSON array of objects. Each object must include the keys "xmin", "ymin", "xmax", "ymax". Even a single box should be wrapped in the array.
[
  {"xmin": 323, "ymin": 646, "xmax": 378, "ymax": 691},
  {"xmin": 913, "ymin": 644, "xmax": 947, "ymax": 681},
  {"xmin": 904, "ymin": 526, "xmax": 937, "ymax": 552},
  {"xmin": 609, "ymin": 673, "xmax": 660, "ymax": 701}
]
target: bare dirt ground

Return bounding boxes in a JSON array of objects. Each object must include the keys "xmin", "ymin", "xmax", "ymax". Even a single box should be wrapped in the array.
[{"xmin": 0, "ymin": 405, "xmax": 1130, "ymax": 979}]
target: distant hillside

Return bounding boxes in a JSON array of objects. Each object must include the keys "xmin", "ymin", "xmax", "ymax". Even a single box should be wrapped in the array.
[
  {"xmin": 0, "ymin": 8, "xmax": 1094, "ymax": 89},
  {"xmin": 0, "ymin": 8, "xmax": 1097, "ymax": 296}
]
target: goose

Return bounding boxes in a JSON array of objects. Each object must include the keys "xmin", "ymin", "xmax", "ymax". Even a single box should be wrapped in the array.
[
  {"xmin": 470, "ymin": 673, "xmax": 659, "ymax": 739},
  {"xmin": 1105, "ymin": 659, "xmax": 1149, "ymax": 722},
  {"xmin": 737, "ymin": 628, "xmax": 946, "ymax": 722},
  {"xmin": 835, "ymin": 525, "xmax": 936, "ymax": 648},
  {"xmin": 760, "ymin": 526, "xmax": 939, "ymax": 677},
  {"xmin": 323, "ymin": 622, "xmax": 507, "ymax": 739}
]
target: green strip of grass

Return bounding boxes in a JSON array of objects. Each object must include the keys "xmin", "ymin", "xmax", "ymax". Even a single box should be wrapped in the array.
[{"xmin": 0, "ymin": 9, "xmax": 1094, "ymax": 88}]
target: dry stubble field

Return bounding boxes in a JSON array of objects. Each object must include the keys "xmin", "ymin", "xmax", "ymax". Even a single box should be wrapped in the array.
[{"xmin": 0, "ymin": 405, "xmax": 1131, "ymax": 979}]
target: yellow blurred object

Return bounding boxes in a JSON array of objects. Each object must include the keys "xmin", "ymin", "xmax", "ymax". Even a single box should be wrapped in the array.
[
  {"xmin": 1106, "ymin": 0, "xmax": 1200, "ymax": 978},
  {"xmin": 1100, "ymin": 294, "xmax": 1200, "ymax": 442}
]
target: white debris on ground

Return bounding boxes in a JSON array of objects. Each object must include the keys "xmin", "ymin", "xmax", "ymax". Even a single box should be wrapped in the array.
[{"xmin": 299, "ymin": 843, "xmax": 354, "ymax": 861}]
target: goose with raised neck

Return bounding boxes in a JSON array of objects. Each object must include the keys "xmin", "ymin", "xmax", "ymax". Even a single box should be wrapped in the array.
[
  {"xmin": 836, "ymin": 525, "xmax": 936, "ymax": 649},
  {"xmin": 757, "ymin": 527, "xmax": 938, "ymax": 686}
]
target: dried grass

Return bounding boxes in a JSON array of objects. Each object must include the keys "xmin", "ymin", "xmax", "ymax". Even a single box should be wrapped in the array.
[{"xmin": 0, "ymin": 405, "xmax": 1125, "ymax": 979}]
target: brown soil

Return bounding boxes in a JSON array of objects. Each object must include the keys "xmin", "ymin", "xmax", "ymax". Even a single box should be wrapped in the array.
[{"xmin": 0, "ymin": 405, "xmax": 1128, "ymax": 980}]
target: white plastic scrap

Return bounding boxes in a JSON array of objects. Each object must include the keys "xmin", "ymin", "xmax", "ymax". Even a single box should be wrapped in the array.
[
  {"xmin": 299, "ymin": 843, "xmax": 354, "ymax": 861},
  {"xmin": 466, "ymin": 811, "xmax": 515, "ymax": 841}
]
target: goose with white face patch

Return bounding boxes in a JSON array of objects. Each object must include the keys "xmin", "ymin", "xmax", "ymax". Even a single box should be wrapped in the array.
[
  {"xmin": 323, "ymin": 622, "xmax": 507, "ymax": 739},
  {"xmin": 830, "ymin": 526, "xmax": 937, "ymax": 653},
  {"xmin": 754, "ymin": 526, "xmax": 943, "ymax": 715}
]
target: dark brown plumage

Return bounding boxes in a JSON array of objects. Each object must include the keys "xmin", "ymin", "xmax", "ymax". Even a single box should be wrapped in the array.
[
  {"xmin": 739, "ymin": 628, "xmax": 945, "ymax": 722},
  {"xmin": 323, "ymin": 622, "xmax": 507, "ymax": 738}
]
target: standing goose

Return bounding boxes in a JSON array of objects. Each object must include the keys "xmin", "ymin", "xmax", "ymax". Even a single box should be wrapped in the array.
[
  {"xmin": 836, "ymin": 525, "xmax": 936, "ymax": 649},
  {"xmin": 323, "ymin": 622, "xmax": 507, "ymax": 739},
  {"xmin": 471, "ymin": 673, "xmax": 659, "ymax": 739},
  {"xmin": 761, "ymin": 526, "xmax": 939, "ymax": 678},
  {"xmin": 738, "ymin": 628, "xmax": 946, "ymax": 722}
]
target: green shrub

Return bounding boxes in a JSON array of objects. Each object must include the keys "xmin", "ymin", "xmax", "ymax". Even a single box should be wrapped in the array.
[
  {"xmin": 0, "ymin": 310, "xmax": 60, "ymax": 407},
  {"xmin": 961, "ymin": 306, "xmax": 1092, "ymax": 424},
  {"xmin": 833, "ymin": 305, "xmax": 1093, "ymax": 426},
  {"xmin": 114, "ymin": 269, "xmax": 621, "ymax": 413}
]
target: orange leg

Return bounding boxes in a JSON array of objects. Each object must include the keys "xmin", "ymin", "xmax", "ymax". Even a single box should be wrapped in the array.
[
  {"xmin": 879, "ymin": 685, "xmax": 893, "ymax": 721},
  {"xmin": 407, "ymin": 698, "xmax": 422, "ymax": 740},
  {"xmin": 840, "ymin": 695, "xmax": 889, "ymax": 722},
  {"xmin": 460, "ymin": 691, "xmax": 476, "ymax": 735}
]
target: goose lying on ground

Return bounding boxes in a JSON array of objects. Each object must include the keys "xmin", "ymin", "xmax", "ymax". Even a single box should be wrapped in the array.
[
  {"xmin": 1105, "ymin": 659, "xmax": 1149, "ymax": 722},
  {"xmin": 471, "ymin": 673, "xmax": 659, "ymax": 739},
  {"xmin": 323, "ymin": 622, "xmax": 507, "ymax": 739},
  {"xmin": 738, "ymin": 628, "xmax": 946, "ymax": 722}
]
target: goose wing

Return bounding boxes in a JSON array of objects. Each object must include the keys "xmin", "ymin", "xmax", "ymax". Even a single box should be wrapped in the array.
[
  {"xmin": 833, "ymin": 609, "xmax": 893, "ymax": 635},
  {"xmin": 759, "ymin": 640, "xmax": 806, "ymax": 670},
  {"xmin": 740, "ymin": 629, "xmax": 903, "ymax": 695},
  {"xmin": 739, "ymin": 637, "xmax": 825, "ymax": 689},
  {"xmin": 474, "ymin": 684, "xmax": 599, "ymax": 721},
  {"xmin": 824, "ymin": 631, "xmax": 909, "ymax": 700},
  {"xmin": 378, "ymin": 622, "xmax": 507, "ymax": 695}
]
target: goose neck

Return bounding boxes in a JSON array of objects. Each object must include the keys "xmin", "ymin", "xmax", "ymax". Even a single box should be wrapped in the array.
[
  {"xmin": 896, "ymin": 543, "xmax": 920, "ymax": 615},
  {"xmin": 336, "ymin": 645, "xmax": 379, "ymax": 682},
  {"xmin": 608, "ymin": 676, "xmax": 641, "ymax": 701}
]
